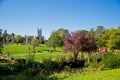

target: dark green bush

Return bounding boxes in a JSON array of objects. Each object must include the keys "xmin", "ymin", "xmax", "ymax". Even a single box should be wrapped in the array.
[
  {"xmin": 87, "ymin": 53, "xmax": 120, "ymax": 70},
  {"xmin": 102, "ymin": 53, "xmax": 120, "ymax": 69}
]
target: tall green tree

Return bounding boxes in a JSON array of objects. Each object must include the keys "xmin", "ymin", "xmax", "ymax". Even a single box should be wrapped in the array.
[
  {"xmin": 100, "ymin": 29, "xmax": 116, "ymax": 47},
  {"xmin": 95, "ymin": 26, "xmax": 105, "ymax": 37},
  {"xmin": 95, "ymin": 26, "xmax": 105, "ymax": 48},
  {"xmin": 48, "ymin": 28, "xmax": 69, "ymax": 51},
  {"xmin": 15, "ymin": 35, "xmax": 24, "ymax": 43},
  {"xmin": 108, "ymin": 29, "xmax": 120, "ymax": 50},
  {"xmin": 48, "ymin": 31, "xmax": 61, "ymax": 51},
  {"xmin": 89, "ymin": 28, "xmax": 95, "ymax": 36}
]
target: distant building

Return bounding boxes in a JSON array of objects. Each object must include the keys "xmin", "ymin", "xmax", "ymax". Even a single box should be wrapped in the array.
[
  {"xmin": 37, "ymin": 28, "xmax": 44, "ymax": 42},
  {"xmin": 25, "ymin": 28, "xmax": 44, "ymax": 44}
]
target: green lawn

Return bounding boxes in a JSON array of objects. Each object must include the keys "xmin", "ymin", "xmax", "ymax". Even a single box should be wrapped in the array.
[
  {"xmin": 63, "ymin": 69, "xmax": 120, "ymax": 80},
  {"xmin": 2, "ymin": 44, "xmax": 62, "ymax": 55},
  {"xmin": 3, "ymin": 44, "xmax": 29, "ymax": 54},
  {"xmin": 2, "ymin": 44, "xmax": 65, "ymax": 62}
]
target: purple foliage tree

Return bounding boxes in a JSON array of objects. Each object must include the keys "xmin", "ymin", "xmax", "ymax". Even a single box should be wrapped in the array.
[
  {"xmin": 84, "ymin": 32, "xmax": 97, "ymax": 55},
  {"xmin": 64, "ymin": 31, "xmax": 97, "ymax": 61}
]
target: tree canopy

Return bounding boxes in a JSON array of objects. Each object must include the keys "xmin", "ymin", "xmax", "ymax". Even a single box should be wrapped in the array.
[
  {"xmin": 64, "ymin": 31, "xmax": 97, "ymax": 61},
  {"xmin": 48, "ymin": 28, "xmax": 69, "ymax": 51}
]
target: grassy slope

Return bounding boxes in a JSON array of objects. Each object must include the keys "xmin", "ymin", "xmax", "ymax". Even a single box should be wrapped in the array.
[
  {"xmin": 64, "ymin": 69, "xmax": 120, "ymax": 80},
  {"xmin": 2, "ymin": 44, "xmax": 62, "ymax": 55},
  {"xmin": 3, "ymin": 44, "xmax": 29, "ymax": 54},
  {"xmin": 2, "ymin": 44, "xmax": 68, "ymax": 61}
]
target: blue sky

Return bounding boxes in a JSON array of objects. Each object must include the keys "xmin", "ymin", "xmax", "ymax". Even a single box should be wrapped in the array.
[{"xmin": 0, "ymin": 0, "xmax": 120, "ymax": 39}]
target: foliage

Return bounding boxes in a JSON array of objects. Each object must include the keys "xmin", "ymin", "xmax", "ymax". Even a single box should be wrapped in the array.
[
  {"xmin": 84, "ymin": 32, "xmax": 97, "ymax": 53},
  {"xmin": 86, "ymin": 52, "xmax": 120, "ymax": 70},
  {"xmin": 108, "ymin": 30, "xmax": 120, "ymax": 50},
  {"xmin": 64, "ymin": 31, "xmax": 97, "ymax": 61},
  {"xmin": 102, "ymin": 53, "xmax": 120, "ymax": 69},
  {"xmin": 48, "ymin": 28, "xmax": 69, "ymax": 51},
  {"xmin": 0, "ymin": 34, "xmax": 3, "ymax": 54},
  {"xmin": 95, "ymin": 26, "xmax": 105, "ymax": 48},
  {"xmin": 1, "ymin": 51, "xmax": 120, "ymax": 80},
  {"xmin": 48, "ymin": 31, "xmax": 61, "ymax": 51},
  {"xmin": 80, "ymin": 30, "xmax": 88, "ymax": 36},
  {"xmin": 15, "ymin": 35, "xmax": 25, "ymax": 43},
  {"xmin": 95, "ymin": 26, "xmax": 105, "ymax": 37},
  {"xmin": 86, "ymin": 53, "xmax": 103, "ymax": 71},
  {"xmin": 31, "ymin": 38, "xmax": 40, "ymax": 47},
  {"xmin": 94, "ymin": 27, "xmax": 120, "ymax": 49},
  {"xmin": 2, "ymin": 44, "xmax": 30, "ymax": 55}
]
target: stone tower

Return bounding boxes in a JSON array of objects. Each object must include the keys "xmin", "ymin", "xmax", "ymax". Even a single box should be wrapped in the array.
[{"xmin": 37, "ymin": 28, "xmax": 42, "ymax": 40}]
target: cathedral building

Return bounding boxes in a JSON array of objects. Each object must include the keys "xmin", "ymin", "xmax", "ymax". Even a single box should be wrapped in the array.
[{"xmin": 37, "ymin": 28, "xmax": 44, "ymax": 42}]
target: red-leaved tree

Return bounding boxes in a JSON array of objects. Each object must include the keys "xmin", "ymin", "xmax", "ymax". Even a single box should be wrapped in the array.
[
  {"xmin": 84, "ymin": 32, "xmax": 97, "ymax": 55},
  {"xmin": 64, "ymin": 31, "xmax": 97, "ymax": 61}
]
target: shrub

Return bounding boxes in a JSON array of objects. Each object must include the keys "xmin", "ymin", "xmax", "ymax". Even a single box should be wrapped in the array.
[
  {"xmin": 41, "ymin": 58, "xmax": 63, "ymax": 72},
  {"xmin": 85, "ymin": 53, "xmax": 104, "ymax": 71},
  {"xmin": 102, "ymin": 53, "xmax": 120, "ymax": 69},
  {"xmin": 86, "ymin": 53, "xmax": 120, "ymax": 71}
]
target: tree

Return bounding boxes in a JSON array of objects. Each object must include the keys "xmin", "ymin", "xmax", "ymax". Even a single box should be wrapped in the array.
[
  {"xmin": 64, "ymin": 31, "xmax": 97, "ymax": 61},
  {"xmin": 95, "ymin": 26, "xmax": 105, "ymax": 37},
  {"xmin": 55, "ymin": 28, "xmax": 69, "ymax": 46},
  {"xmin": 31, "ymin": 38, "xmax": 40, "ymax": 47},
  {"xmin": 48, "ymin": 31, "xmax": 61, "ymax": 51},
  {"xmin": 84, "ymin": 32, "xmax": 97, "ymax": 54},
  {"xmin": 98, "ymin": 29, "xmax": 115, "ymax": 48},
  {"xmin": 0, "ymin": 34, "xmax": 3, "ymax": 55},
  {"xmin": 89, "ymin": 28, "xmax": 95, "ymax": 36},
  {"xmin": 31, "ymin": 38, "xmax": 40, "ymax": 53},
  {"xmin": 15, "ymin": 35, "xmax": 24, "ymax": 43},
  {"xmin": 81, "ymin": 30, "xmax": 88, "ymax": 36},
  {"xmin": 108, "ymin": 30, "xmax": 120, "ymax": 50},
  {"xmin": 0, "ymin": 34, "xmax": 3, "ymax": 45},
  {"xmin": 56, "ymin": 28, "xmax": 69, "ymax": 38},
  {"xmin": 48, "ymin": 28, "xmax": 69, "ymax": 51},
  {"xmin": 95, "ymin": 26, "xmax": 105, "ymax": 48},
  {"xmin": 3, "ymin": 30, "xmax": 7, "ymax": 44}
]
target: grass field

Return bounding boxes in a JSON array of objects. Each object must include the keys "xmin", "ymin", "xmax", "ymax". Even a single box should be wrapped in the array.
[
  {"xmin": 63, "ymin": 69, "xmax": 120, "ymax": 80},
  {"xmin": 2, "ymin": 44, "xmax": 29, "ymax": 54},
  {"xmin": 2, "ymin": 44, "xmax": 62, "ymax": 55}
]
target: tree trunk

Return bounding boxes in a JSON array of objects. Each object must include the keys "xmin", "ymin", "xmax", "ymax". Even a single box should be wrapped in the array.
[
  {"xmin": 74, "ymin": 53, "xmax": 78, "ymax": 62},
  {"xmin": 88, "ymin": 52, "xmax": 92, "ymax": 64},
  {"xmin": 53, "ymin": 45, "xmax": 56, "ymax": 51}
]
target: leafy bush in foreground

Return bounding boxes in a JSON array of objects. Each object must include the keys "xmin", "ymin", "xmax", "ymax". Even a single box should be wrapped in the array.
[
  {"xmin": 86, "ymin": 53, "xmax": 120, "ymax": 71},
  {"xmin": 102, "ymin": 53, "xmax": 120, "ymax": 69}
]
